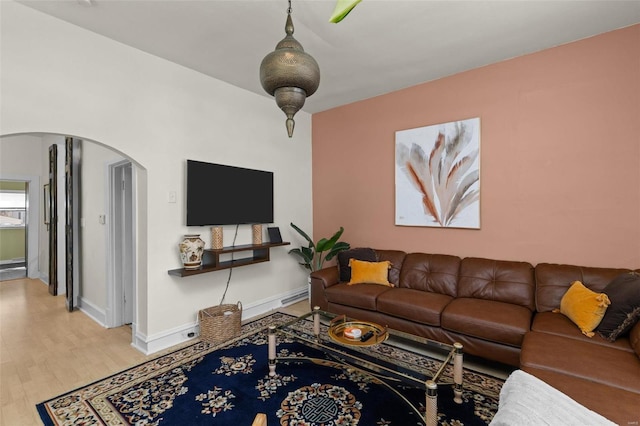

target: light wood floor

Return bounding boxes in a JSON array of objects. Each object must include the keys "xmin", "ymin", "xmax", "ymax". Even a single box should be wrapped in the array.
[
  {"xmin": 1, "ymin": 278, "xmax": 509, "ymax": 425},
  {"xmin": 0, "ymin": 278, "xmax": 307, "ymax": 425}
]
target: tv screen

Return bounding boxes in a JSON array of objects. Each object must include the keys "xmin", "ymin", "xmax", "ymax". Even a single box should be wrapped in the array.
[{"xmin": 186, "ymin": 160, "xmax": 274, "ymax": 226}]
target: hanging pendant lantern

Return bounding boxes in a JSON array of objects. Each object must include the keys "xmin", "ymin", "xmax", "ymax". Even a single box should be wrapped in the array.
[{"xmin": 260, "ymin": 1, "xmax": 320, "ymax": 138}]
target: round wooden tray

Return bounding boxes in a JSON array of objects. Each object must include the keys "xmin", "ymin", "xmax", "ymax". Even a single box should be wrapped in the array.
[{"xmin": 328, "ymin": 319, "xmax": 388, "ymax": 346}]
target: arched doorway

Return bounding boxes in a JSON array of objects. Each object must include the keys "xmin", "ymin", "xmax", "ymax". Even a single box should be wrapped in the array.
[{"xmin": 0, "ymin": 132, "xmax": 146, "ymax": 345}]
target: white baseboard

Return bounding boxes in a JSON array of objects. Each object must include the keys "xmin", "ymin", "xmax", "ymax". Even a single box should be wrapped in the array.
[
  {"xmin": 242, "ymin": 286, "xmax": 309, "ymax": 319},
  {"xmin": 132, "ymin": 322, "xmax": 199, "ymax": 355},
  {"xmin": 132, "ymin": 285, "xmax": 308, "ymax": 355},
  {"xmin": 78, "ymin": 297, "xmax": 107, "ymax": 327}
]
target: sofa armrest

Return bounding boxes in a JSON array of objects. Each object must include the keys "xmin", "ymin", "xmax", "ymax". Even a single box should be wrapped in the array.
[
  {"xmin": 309, "ymin": 266, "xmax": 339, "ymax": 311},
  {"xmin": 311, "ymin": 266, "xmax": 340, "ymax": 288}
]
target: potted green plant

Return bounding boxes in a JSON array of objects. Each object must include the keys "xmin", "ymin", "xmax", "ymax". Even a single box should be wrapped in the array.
[{"xmin": 288, "ymin": 223, "xmax": 350, "ymax": 271}]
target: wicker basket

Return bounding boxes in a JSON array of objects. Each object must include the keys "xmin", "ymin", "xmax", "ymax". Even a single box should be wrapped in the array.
[{"xmin": 199, "ymin": 302, "xmax": 242, "ymax": 345}]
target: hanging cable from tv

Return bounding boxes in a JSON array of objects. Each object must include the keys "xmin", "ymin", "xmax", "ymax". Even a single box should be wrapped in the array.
[{"xmin": 219, "ymin": 224, "xmax": 239, "ymax": 305}]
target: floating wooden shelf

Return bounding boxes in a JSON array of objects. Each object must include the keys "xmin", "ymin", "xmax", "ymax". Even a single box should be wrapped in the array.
[{"xmin": 168, "ymin": 241, "xmax": 290, "ymax": 277}]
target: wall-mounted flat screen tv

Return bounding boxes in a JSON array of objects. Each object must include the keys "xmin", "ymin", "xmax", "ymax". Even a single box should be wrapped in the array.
[{"xmin": 186, "ymin": 160, "xmax": 274, "ymax": 226}]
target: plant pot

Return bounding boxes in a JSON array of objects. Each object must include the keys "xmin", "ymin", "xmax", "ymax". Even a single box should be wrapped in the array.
[{"xmin": 179, "ymin": 234, "xmax": 205, "ymax": 269}]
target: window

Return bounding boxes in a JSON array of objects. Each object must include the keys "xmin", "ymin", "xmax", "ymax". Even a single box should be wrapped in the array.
[{"xmin": 0, "ymin": 191, "xmax": 27, "ymax": 227}]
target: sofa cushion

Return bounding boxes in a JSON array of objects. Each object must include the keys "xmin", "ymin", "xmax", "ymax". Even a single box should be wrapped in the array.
[
  {"xmin": 458, "ymin": 257, "xmax": 535, "ymax": 310},
  {"xmin": 397, "ymin": 253, "xmax": 460, "ymax": 297},
  {"xmin": 441, "ymin": 298, "xmax": 533, "ymax": 347},
  {"xmin": 374, "ymin": 250, "xmax": 407, "ymax": 286},
  {"xmin": 520, "ymin": 367, "xmax": 640, "ymax": 425},
  {"xmin": 558, "ymin": 281, "xmax": 610, "ymax": 337},
  {"xmin": 597, "ymin": 272, "xmax": 640, "ymax": 341},
  {"xmin": 534, "ymin": 263, "xmax": 632, "ymax": 313},
  {"xmin": 531, "ymin": 312, "xmax": 633, "ymax": 352},
  {"xmin": 337, "ymin": 247, "xmax": 378, "ymax": 283},
  {"xmin": 325, "ymin": 282, "xmax": 391, "ymax": 311},
  {"xmin": 337, "ymin": 247, "xmax": 378, "ymax": 282},
  {"xmin": 348, "ymin": 259, "xmax": 392, "ymax": 286},
  {"xmin": 377, "ymin": 288, "xmax": 453, "ymax": 327},
  {"xmin": 521, "ymin": 332, "xmax": 640, "ymax": 394}
]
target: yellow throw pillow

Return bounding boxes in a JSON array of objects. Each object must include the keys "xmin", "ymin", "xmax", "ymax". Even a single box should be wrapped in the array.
[
  {"xmin": 557, "ymin": 281, "xmax": 611, "ymax": 337},
  {"xmin": 348, "ymin": 259, "xmax": 392, "ymax": 286}
]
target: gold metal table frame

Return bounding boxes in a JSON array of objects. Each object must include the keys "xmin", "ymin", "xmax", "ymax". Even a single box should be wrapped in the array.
[{"xmin": 267, "ymin": 306, "xmax": 464, "ymax": 426}]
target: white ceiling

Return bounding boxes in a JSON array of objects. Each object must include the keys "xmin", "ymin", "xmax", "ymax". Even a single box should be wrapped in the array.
[{"xmin": 15, "ymin": 0, "xmax": 640, "ymax": 113}]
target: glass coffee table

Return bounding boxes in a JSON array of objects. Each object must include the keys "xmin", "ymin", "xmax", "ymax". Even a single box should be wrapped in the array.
[{"xmin": 267, "ymin": 307, "xmax": 464, "ymax": 426}]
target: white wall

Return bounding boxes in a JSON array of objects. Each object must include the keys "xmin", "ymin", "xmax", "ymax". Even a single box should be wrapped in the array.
[
  {"xmin": 0, "ymin": 135, "xmax": 43, "ymax": 175},
  {"xmin": 39, "ymin": 137, "xmax": 49, "ymax": 282},
  {"xmin": 0, "ymin": 1, "xmax": 313, "ymax": 352},
  {"xmin": 79, "ymin": 141, "xmax": 125, "ymax": 315}
]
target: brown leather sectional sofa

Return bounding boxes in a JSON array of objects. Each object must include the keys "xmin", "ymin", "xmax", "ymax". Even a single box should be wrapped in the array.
[{"xmin": 309, "ymin": 249, "xmax": 640, "ymax": 425}]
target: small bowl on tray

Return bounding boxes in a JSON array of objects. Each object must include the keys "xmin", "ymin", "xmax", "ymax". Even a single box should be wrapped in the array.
[{"xmin": 328, "ymin": 315, "xmax": 388, "ymax": 346}]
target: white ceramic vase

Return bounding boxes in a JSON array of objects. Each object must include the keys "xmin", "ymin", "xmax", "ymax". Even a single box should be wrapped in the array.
[{"xmin": 179, "ymin": 234, "xmax": 205, "ymax": 270}]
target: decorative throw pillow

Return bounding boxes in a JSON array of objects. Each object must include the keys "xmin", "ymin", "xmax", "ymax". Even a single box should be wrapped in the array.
[
  {"xmin": 556, "ymin": 281, "xmax": 611, "ymax": 337},
  {"xmin": 337, "ymin": 248, "xmax": 377, "ymax": 282},
  {"xmin": 348, "ymin": 259, "xmax": 392, "ymax": 286},
  {"xmin": 597, "ymin": 272, "xmax": 640, "ymax": 341}
]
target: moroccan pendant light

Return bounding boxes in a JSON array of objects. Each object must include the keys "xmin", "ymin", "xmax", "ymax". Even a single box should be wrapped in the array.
[{"xmin": 260, "ymin": 0, "xmax": 320, "ymax": 138}]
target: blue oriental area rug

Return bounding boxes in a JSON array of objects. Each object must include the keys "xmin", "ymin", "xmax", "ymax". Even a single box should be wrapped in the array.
[{"xmin": 37, "ymin": 313, "xmax": 502, "ymax": 425}]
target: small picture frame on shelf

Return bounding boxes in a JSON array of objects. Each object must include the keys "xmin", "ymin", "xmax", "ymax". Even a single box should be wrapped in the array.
[{"xmin": 267, "ymin": 227, "xmax": 282, "ymax": 243}]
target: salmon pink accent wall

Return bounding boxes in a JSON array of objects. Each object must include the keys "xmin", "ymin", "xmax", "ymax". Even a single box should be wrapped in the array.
[{"xmin": 312, "ymin": 25, "xmax": 640, "ymax": 269}]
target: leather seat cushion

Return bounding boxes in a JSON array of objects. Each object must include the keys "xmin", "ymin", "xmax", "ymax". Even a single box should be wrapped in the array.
[
  {"xmin": 521, "ymin": 367, "xmax": 640, "ymax": 425},
  {"xmin": 521, "ymin": 331, "xmax": 640, "ymax": 393},
  {"xmin": 376, "ymin": 288, "xmax": 453, "ymax": 327},
  {"xmin": 441, "ymin": 298, "xmax": 532, "ymax": 347},
  {"xmin": 532, "ymin": 311, "xmax": 633, "ymax": 352},
  {"xmin": 325, "ymin": 283, "xmax": 391, "ymax": 311}
]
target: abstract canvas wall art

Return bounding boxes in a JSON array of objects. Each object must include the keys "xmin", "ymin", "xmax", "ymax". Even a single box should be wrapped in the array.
[{"xmin": 395, "ymin": 117, "xmax": 481, "ymax": 228}]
